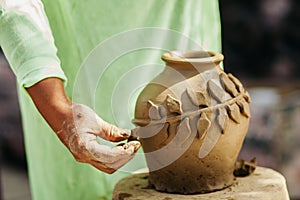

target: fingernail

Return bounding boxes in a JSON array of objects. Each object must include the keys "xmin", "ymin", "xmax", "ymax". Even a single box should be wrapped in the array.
[
  {"xmin": 120, "ymin": 129, "xmax": 130, "ymax": 137},
  {"xmin": 127, "ymin": 141, "xmax": 141, "ymax": 152}
]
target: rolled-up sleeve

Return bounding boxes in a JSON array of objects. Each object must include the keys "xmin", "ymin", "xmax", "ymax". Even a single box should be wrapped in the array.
[{"xmin": 0, "ymin": 1, "xmax": 67, "ymax": 88}]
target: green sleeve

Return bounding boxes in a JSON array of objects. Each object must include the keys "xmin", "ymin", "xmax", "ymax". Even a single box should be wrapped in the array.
[{"xmin": 0, "ymin": 4, "xmax": 67, "ymax": 87}]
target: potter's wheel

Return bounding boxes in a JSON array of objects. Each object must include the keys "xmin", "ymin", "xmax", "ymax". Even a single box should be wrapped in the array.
[{"xmin": 113, "ymin": 167, "xmax": 290, "ymax": 200}]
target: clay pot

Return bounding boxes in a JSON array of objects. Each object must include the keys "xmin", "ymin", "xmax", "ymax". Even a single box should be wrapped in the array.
[{"xmin": 133, "ymin": 50, "xmax": 250, "ymax": 194}]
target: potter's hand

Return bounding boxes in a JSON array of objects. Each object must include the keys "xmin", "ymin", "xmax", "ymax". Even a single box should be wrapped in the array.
[
  {"xmin": 27, "ymin": 78, "xmax": 140, "ymax": 174},
  {"xmin": 57, "ymin": 104, "xmax": 141, "ymax": 174}
]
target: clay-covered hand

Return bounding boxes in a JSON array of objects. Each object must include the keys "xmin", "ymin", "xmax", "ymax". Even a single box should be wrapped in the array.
[{"xmin": 57, "ymin": 104, "xmax": 140, "ymax": 174}]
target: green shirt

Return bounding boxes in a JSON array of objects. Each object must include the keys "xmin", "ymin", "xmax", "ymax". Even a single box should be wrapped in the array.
[{"xmin": 0, "ymin": 1, "xmax": 221, "ymax": 199}]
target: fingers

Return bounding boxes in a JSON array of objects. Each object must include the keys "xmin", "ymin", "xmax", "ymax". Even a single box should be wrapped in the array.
[
  {"xmin": 71, "ymin": 140, "xmax": 141, "ymax": 173},
  {"xmin": 114, "ymin": 140, "xmax": 141, "ymax": 167},
  {"xmin": 100, "ymin": 121, "xmax": 131, "ymax": 142},
  {"xmin": 105, "ymin": 154, "xmax": 134, "ymax": 171},
  {"xmin": 69, "ymin": 103, "xmax": 141, "ymax": 173},
  {"xmin": 117, "ymin": 141, "xmax": 141, "ymax": 152},
  {"xmin": 89, "ymin": 160, "xmax": 117, "ymax": 174},
  {"xmin": 105, "ymin": 141, "xmax": 141, "ymax": 170},
  {"xmin": 89, "ymin": 151, "xmax": 135, "ymax": 174},
  {"xmin": 72, "ymin": 103, "xmax": 131, "ymax": 142},
  {"xmin": 85, "ymin": 140, "xmax": 141, "ymax": 165},
  {"xmin": 84, "ymin": 141, "xmax": 140, "ymax": 173}
]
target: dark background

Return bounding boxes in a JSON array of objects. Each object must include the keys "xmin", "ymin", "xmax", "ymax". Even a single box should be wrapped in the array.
[
  {"xmin": 220, "ymin": 1, "xmax": 300, "ymax": 199},
  {"xmin": 220, "ymin": 0, "xmax": 300, "ymax": 82}
]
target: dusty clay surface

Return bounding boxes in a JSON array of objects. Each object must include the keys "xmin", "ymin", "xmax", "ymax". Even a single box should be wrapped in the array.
[
  {"xmin": 133, "ymin": 51, "xmax": 251, "ymax": 194},
  {"xmin": 113, "ymin": 167, "xmax": 290, "ymax": 200}
]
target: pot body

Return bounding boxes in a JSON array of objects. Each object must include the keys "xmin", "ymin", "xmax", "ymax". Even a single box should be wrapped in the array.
[{"xmin": 133, "ymin": 51, "xmax": 250, "ymax": 194}]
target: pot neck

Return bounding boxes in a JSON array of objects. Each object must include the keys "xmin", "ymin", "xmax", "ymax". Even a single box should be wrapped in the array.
[{"xmin": 162, "ymin": 51, "xmax": 224, "ymax": 76}]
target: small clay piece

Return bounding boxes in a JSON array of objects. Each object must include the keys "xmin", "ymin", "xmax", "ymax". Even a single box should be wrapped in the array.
[
  {"xmin": 234, "ymin": 157, "xmax": 257, "ymax": 177},
  {"xmin": 186, "ymin": 88, "xmax": 210, "ymax": 107},
  {"xmin": 174, "ymin": 117, "xmax": 191, "ymax": 147},
  {"xmin": 237, "ymin": 99, "xmax": 251, "ymax": 118},
  {"xmin": 244, "ymin": 91, "xmax": 251, "ymax": 103},
  {"xmin": 228, "ymin": 73, "xmax": 244, "ymax": 93},
  {"xmin": 127, "ymin": 134, "xmax": 138, "ymax": 142},
  {"xmin": 226, "ymin": 104, "xmax": 241, "ymax": 124},
  {"xmin": 198, "ymin": 119, "xmax": 221, "ymax": 159},
  {"xmin": 148, "ymin": 100, "xmax": 162, "ymax": 120},
  {"xmin": 216, "ymin": 107, "xmax": 229, "ymax": 134},
  {"xmin": 134, "ymin": 51, "xmax": 250, "ymax": 194},
  {"xmin": 180, "ymin": 89, "xmax": 198, "ymax": 113},
  {"xmin": 220, "ymin": 73, "xmax": 239, "ymax": 97},
  {"xmin": 197, "ymin": 112, "xmax": 211, "ymax": 139},
  {"xmin": 166, "ymin": 94, "xmax": 182, "ymax": 115},
  {"xmin": 207, "ymin": 80, "xmax": 226, "ymax": 103}
]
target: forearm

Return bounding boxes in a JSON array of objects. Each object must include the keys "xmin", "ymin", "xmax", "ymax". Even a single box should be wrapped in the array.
[
  {"xmin": 26, "ymin": 77, "xmax": 72, "ymax": 132},
  {"xmin": 1, "ymin": 1, "xmax": 140, "ymax": 173},
  {"xmin": 26, "ymin": 78, "xmax": 140, "ymax": 173}
]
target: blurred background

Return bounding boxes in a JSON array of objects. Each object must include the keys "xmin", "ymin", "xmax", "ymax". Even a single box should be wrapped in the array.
[
  {"xmin": 1, "ymin": 0, "xmax": 300, "ymax": 199},
  {"xmin": 220, "ymin": 0, "xmax": 300, "ymax": 199}
]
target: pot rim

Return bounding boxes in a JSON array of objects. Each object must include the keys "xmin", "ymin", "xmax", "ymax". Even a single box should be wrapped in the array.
[{"xmin": 162, "ymin": 50, "xmax": 224, "ymax": 64}]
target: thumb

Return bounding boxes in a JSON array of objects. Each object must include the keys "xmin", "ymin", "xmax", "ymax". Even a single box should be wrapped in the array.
[
  {"xmin": 72, "ymin": 103, "xmax": 130, "ymax": 142},
  {"xmin": 99, "ymin": 120, "xmax": 131, "ymax": 142}
]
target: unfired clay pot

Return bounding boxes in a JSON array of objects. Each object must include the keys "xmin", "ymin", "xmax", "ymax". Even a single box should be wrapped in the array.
[{"xmin": 133, "ymin": 50, "xmax": 251, "ymax": 194}]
